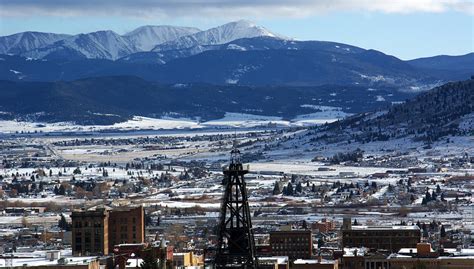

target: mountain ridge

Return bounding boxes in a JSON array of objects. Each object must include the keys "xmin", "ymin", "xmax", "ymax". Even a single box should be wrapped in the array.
[
  {"xmin": 0, "ymin": 76, "xmax": 416, "ymax": 125},
  {"xmin": 1, "ymin": 20, "xmax": 283, "ymax": 60},
  {"xmin": 151, "ymin": 20, "xmax": 283, "ymax": 52},
  {"xmin": 311, "ymin": 78, "xmax": 474, "ymax": 144}
]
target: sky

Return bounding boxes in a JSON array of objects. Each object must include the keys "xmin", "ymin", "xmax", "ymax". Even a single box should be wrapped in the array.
[{"xmin": 0, "ymin": 0, "xmax": 473, "ymax": 60}]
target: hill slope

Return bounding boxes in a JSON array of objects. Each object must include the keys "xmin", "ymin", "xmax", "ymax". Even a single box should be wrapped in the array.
[
  {"xmin": 0, "ymin": 76, "xmax": 416, "ymax": 125},
  {"xmin": 315, "ymin": 78, "xmax": 474, "ymax": 144},
  {"xmin": 407, "ymin": 53, "xmax": 474, "ymax": 81},
  {"xmin": 0, "ymin": 40, "xmax": 442, "ymax": 88}
]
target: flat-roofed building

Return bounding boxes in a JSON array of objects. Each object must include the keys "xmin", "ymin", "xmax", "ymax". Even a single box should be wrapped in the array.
[
  {"xmin": 257, "ymin": 256, "xmax": 289, "ymax": 269},
  {"xmin": 71, "ymin": 206, "xmax": 145, "ymax": 257},
  {"xmin": 293, "ymin": 258, "xmax": 339, "ymax": 269},
  {"xmin": 108, "ymin": 206, "xmax": 145, "ymax": 250},
  {"xmin": 270, "ymin": 230, "xmax": 312, "ymax": 260},
  {"xmin": 71, "ymin": 208, "xmax": 109, "ymax": 256},
  {"xmin": 342, "ymin": 220, "xmax": 420, "ymax": 252}
]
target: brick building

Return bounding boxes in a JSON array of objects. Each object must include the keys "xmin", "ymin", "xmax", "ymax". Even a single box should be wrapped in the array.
[
  {"xmin": 312, "ymin": 219, "xmax": 336, "ymax": 233},
  {"xmin": 342, "ymin": 218, "xmax": 421, "ymax": 252},
  {"xmin": 71, "ymin": 206, "xmax": 145, "ymax": 257},
  {"xmin": 270, "ymin": 230, "xmax": 313, "ymax": 260},
  {"xmin": 108, "ymin": 206, "xmax": 145, "ymax": 250},
  {"xmin": 71, "ymin": 208, "xmax": 109, "ymax": 256}
]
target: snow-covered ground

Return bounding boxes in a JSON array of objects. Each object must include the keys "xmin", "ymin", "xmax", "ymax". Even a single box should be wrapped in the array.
[
  {"xmin": 0, "ymin": 111, "xmax": 350, "ymax": 134},
  {"xmin": 0, "ymin": 116, "xmax": 200, "ymax": 133},
  {"xmin": 202, "ymin": 113, "xmax": 289, "ymax": 128}
]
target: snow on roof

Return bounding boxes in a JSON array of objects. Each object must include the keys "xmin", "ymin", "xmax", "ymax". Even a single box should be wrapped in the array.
[
  {"xmin": 126, "ymin": 258, "xmax": 144, "ymax": 268},
  {"xmin": 350, "ymin": 225, "xmax": 419, "ymax": 231},
  {"xmin": 0, "ymin": 256, "xmax": 100, "ymax": 267},
  {"xmin": 258, "ymin": 256, "xmax": 288, "ymax": 264},
  {"xmin": 294, "ymin": 258, "xmax": 336, "ymax": 264}
]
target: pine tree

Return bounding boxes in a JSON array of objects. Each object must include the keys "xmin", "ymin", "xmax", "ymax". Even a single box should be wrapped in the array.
[
  {"xmin": 440, "ymin": 225, "xmax": 446, "ymax": 238},
  {"xmin": 318, "ymin": 238, "xmax": 325, "ymax": 247},
  {"xmin": 425, "ymin": 191, "xmax": 432, "ymax": 202},
  {"xmin": 291, "ymin": 174, "xmax": 297, "ymax": 183},
  {"xmin": 421, "ymin": 197, "xmax": 427, "ymax": 205},
  {"xmin": 58, "ymin": 185, "xmax": 66, "ymax": 195},
  {"xmin": 58, "ymin": 214, "xmax": 69, "ymax": 231},
  {"xmin": 272, "ymin": 182, "xmax": 281, "ymax": 195},
  {"xmin": 286, "ymin": 182, "xmax": 294, "ymax": 196},
  {"xmin": 371, "ymin": 182, "xmax": 377, "ymax": 189},
  {"xmin": 73, "ymin": 167, "xmax": 81, "ymax": 174},
  {"xmin": 295, "ymin": 182, "xmax": 302, "ymax": 194}
]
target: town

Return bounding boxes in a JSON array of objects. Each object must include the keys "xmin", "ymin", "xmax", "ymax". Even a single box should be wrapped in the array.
[{"xmin": 0, "ymin": 127, "xmax": 472, "ymax": 268}]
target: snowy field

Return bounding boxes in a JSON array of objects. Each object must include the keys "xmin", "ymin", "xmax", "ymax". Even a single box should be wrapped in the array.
[{"xmin": 0, "ymin": 110, "xmax": 350, "ymax": 134}]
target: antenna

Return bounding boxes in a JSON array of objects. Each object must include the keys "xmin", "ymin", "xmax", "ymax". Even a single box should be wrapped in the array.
[{"xmin": 232, "ymin": 128, "xmax": 238, "ymax": 149}]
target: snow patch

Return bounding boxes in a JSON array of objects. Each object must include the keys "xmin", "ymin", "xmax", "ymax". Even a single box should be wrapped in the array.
[
  {"xmin": 227, "ymin": 44, "xmax": 247, "ymax": 51},
  {"xmin": 9, "ymin": 69, "xmax": 21, "ymax": 74}
]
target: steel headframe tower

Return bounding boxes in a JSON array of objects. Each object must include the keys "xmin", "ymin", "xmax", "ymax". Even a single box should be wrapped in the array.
[{"xmin": 214, "ymin": 148, "xmax": 258, "ymax": 269}]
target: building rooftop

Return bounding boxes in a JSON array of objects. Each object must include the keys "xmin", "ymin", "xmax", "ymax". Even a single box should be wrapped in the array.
[
  {"xmin": 0, "ymin": 252, "xmax": 100, "ymax": 267},
  {"xmin": 294, "ymin": 258, "xmax": 337, "ymax": 264},
  {"xmin": 349, "ymin": 225, "xmax": 420, "ymax": 231},
  {"xmin": 258, "ymin": 256, "xmax": 288, "ymax": 264},
  {"xmin": 343, "ymin": 247, "xmax": 368, "ymax": 257}
]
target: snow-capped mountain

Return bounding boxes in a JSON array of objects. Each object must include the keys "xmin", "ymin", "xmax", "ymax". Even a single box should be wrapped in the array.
[
  {"xmin": 122, "ymin": 36, "xmax": 365, "ymax": 64},
  {"xmin": 23, "ymin": 30, "xmax": 139, "ymax": 60},
  {"xmin": 1, "ymin": 21, "xmax": 472, "ymax": 85},
  {"xmin": 0, "ymin": 32, "xmax": 70, "ymax": 55},
  {"xmin": 152, "ymin": 20, "xmax": 285, "ymax": 52},
  {"xmin": 0, "ymin": 21, "xmax": 282, "ymax": 60},
  {"xmin": 124, "ymin": 25, "xmax": 200, "ymax": 51}
]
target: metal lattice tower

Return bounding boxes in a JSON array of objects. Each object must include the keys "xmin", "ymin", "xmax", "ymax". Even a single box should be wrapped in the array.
[{"xmin": 214, "ymin": 149, "xmax": 258, "ymax": 269}]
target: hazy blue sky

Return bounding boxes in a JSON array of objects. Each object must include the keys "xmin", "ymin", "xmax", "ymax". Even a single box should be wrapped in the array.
[{"xmin": 0, "ymin": 0, "xmax": 472, "ymax": 60}]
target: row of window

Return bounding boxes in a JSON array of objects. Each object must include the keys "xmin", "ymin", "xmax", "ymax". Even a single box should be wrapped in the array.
[{"xmin": 272, "ymin": 237, "xmax": 310, "ymax": 243}]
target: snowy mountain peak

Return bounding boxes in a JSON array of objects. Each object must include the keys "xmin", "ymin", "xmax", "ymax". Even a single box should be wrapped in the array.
[
  {"xmin": 152, "ymin": 20, "xmax": 286, "ymax": 52},
  {"xmin": 124, "ymin": 25, "xmax": 201, "ymax": 51},
  {"xmin": 219, "ymin": 20, "xmax": 281, "ymax": 38},
  {"xmin": 0, "ymin": 20, "xmax": 286, "ymax": 59},
  {"xmin": 22, "ymin": 30, "xmax": 138, "ymax": 60},
  {"xmin": 63, "ymin": 30, "xmax": 138, "ymax": 60},
  {"xmin": 0, "ymin": 31, "xmax": 70, "ymax": 55}
]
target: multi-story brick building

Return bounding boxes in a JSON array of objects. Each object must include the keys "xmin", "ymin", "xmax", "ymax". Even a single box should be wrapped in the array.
[
  {"xmin": 270, "ymin": 230, "xmax": 313, "ymax": 260},
  {"xmin": 312, "ymin": 219, "xmax": 336, "ymax": 233},
  {"xmin": 108, "ymin": 206, "xmax": 145, "ymax": 250},
  {"xmin": 71, "ymin": 208, "xmax": 109, "ymax": 256},
  {"xmin": 71, "ymin": 206, "xmax": 145, "ymax": 257},
  {"xmin": 341, "ymin": 218, "xmax": 421, "ymax": 252}
]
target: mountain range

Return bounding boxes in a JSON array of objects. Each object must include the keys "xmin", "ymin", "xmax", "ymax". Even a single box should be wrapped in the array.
[
  {"xmin": 1, "ymin": 20, "xmax": 473, "ymax": 88},
  {"xmin": 1, "ymin": 20, "xmax": 473, "ymax": 126},
  {"xmin": 0, "ymin": 20, "xmax": 276, "ymax": 60}
]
